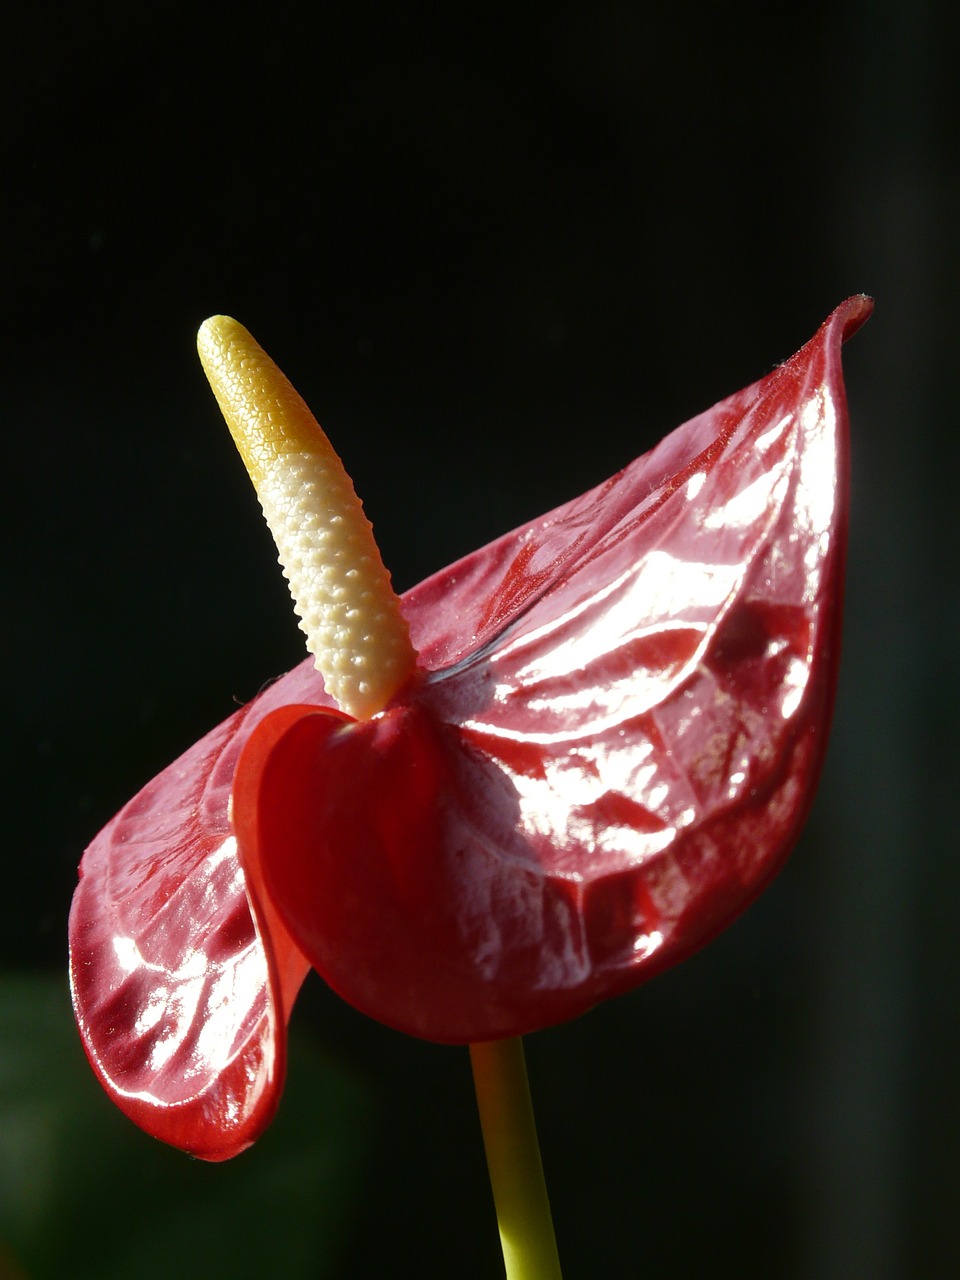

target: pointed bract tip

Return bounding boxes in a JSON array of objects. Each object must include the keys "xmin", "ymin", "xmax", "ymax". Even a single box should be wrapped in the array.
[{"xmin": 832, "ymin": 294, "xmax": 874, "ymax": 342}]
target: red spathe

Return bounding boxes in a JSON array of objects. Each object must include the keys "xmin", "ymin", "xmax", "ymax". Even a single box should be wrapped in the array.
[{"xmin": 69, "ymin": 296, "xmax": 871, "ymax": 1159}]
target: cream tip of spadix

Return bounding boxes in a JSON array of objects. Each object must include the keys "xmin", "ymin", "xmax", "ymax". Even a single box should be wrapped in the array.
[{"xmin": 197, "ymin": 315, "xmax": 417, "ymax": 720}]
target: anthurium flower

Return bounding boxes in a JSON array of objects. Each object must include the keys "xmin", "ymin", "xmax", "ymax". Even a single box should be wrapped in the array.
[{"xmin": 69, "ymin": 297, "xmax": 871, "ymax": 1161}]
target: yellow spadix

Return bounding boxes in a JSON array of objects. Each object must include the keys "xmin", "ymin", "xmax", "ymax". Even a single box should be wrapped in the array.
[{"xmin": 197, "ymin": 316, "xmax": 416, "ymax": 720}]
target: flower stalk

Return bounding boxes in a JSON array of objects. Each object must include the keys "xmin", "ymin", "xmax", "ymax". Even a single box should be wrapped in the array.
[{"xmin": 471, "ymin": 1038, "xmax": 563, "ymax": 1280}]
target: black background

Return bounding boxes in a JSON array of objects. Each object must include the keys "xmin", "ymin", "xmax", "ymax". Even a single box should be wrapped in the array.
[{"xmin": 4, "ymin": 3, "xmax": 958, "ymax": 1277}]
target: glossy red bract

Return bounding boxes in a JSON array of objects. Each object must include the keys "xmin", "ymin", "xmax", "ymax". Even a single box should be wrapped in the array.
[{"xmin": 70, "ymin": 297, "xmax": 871, "ymax": 1159}]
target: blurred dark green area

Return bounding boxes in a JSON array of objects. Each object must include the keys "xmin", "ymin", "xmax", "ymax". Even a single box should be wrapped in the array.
[
  {"xmin": 3, "ymin": 2, "xmax": 958, "ymax": 1277},
  {"xmin": 0, "ymin": 975, "xmax": 371, "ymax": 1279}
]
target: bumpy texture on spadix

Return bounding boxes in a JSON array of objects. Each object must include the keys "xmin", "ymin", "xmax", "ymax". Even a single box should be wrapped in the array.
[
  {"xmin": 69, "ymin": 298, "xmax": 871, "ymax": 1160},
  {"xmin": 197, "ymin": 316, "xmax": 416, "ymax": 720}
]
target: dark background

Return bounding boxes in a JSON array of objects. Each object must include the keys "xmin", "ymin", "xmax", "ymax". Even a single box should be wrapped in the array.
[{"xmin": 4, "ymin": 4, "xmax": 958, "ymax": 1277}]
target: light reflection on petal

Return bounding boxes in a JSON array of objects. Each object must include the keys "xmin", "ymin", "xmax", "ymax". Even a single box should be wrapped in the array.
[
  {"xmin": 780, "ymin": 655, "xmax": 810, "ymax": 720},
  {"xmin": 702, "ymin": 465, "xmax": 785, "ymax": 533},
  {"xmin": 755, "ymin": 413, "xmax": 792, "ymax": 453},
  {"xmin": 633, "ymin": 929, "xmax": 663, "ymax": 960},
  {"xmin": 685, "ymin": 471, "xmax": 707, "ymax": 501},
  {"xmin": 800, "ymin": 389, "xmax": 837, "ymax": 539}
]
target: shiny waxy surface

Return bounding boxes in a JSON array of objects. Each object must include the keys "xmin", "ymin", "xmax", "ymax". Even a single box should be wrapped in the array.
[{"xmin": 70, "ymin": 297, "xmax": 870, "ymax": 1158}]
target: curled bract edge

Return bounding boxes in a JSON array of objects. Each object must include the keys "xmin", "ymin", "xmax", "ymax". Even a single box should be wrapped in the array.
[{"xmin": 69, "ymin": 296, "xmax": 872, "ymax": 1158}]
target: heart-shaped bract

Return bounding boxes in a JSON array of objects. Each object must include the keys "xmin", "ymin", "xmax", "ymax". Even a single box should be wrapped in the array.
[{"xmin": 69, "ymin": 297, "xmax": 870, "ymax": 1159}]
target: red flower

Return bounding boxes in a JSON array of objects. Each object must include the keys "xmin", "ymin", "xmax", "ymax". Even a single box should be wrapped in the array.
[{"xmin": 69, "ymin": 297, "xmax": 871, "ymax": 1160}]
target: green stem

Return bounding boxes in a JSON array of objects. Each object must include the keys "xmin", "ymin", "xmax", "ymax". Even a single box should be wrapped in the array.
[{"xmin": 469, "ymin": 1037, "xmax": 563, "ymax": 1280}]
